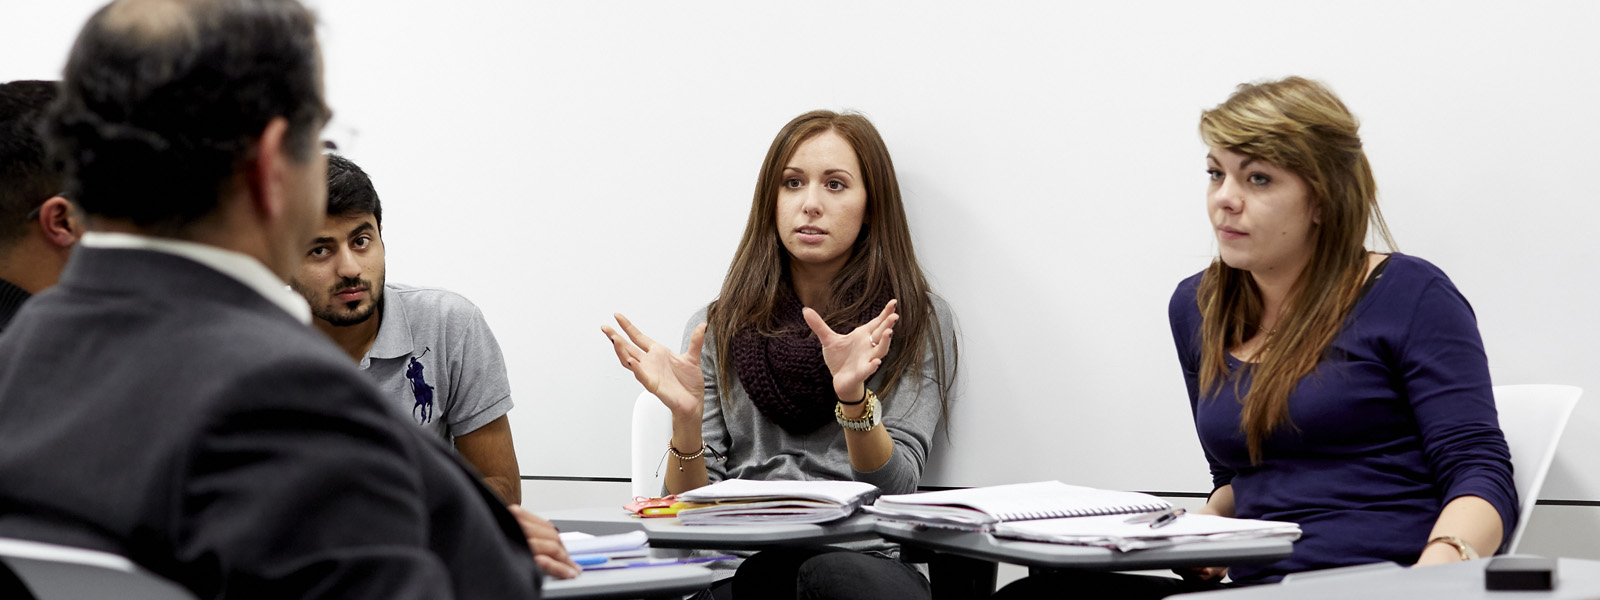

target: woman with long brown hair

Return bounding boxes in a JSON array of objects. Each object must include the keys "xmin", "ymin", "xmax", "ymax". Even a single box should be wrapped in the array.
[
  {"xmin": 997, "ymin": 77, "xmax": 1516, "ymax": 598},
  {"xmin": 603, "ymin": 109, "xmax": 958, "ymax": 600}
]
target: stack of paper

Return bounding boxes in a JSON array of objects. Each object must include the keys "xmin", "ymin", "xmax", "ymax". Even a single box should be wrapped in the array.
[
  {"xmin": 674, "ymin": 479, "xmax": 880, "ymax": 525},
  {"xmin": 561, "ymin": 530, "xmax": 650, "ymax": 559},
  {"xmin": 560, "ymin": 530, "xmax": 737, "ymax": 570},
  {"xmin": 994, "ymin": 513, "xmax": 1302, "ymax": 552},
  {"xmin": 866, "ymin": 481, "xmax": 1171, "ymax": 530}
]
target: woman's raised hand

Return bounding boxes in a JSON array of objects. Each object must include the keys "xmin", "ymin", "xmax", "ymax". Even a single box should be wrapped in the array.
[
  {"xmin": 802, "ymin": 299, "xmax": 899, "ymax": 401},
  {"xmin": 602, "ymin": 314, "xmax": 707, "ymax": 418}
]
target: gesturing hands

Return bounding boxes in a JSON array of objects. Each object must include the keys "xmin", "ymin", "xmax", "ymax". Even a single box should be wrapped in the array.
[
  {"xmin": 602, "ymin": 314, "xmax": 707, "ymax": 419},
  {"xmin": 802, "ymin": 299, "xmax": 899, "ymax": 402}
]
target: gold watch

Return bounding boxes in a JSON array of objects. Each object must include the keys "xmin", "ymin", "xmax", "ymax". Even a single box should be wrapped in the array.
[{"xmin": 835, "ymin": 389, "xmax": 882, "ymax": 431}]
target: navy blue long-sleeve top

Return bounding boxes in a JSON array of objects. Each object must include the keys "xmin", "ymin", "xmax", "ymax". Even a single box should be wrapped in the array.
[{"xmin": 1168, "ymin": 253, "xmax": 1517, "ymax": 583}]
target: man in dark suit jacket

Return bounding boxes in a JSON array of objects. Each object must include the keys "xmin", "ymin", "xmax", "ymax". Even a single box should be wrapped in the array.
[{"xmin": 0, "ymin": 1, "xmax": 574, "ymax": 598}]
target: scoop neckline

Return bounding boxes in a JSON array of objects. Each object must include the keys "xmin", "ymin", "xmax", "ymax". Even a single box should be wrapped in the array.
[{"xmin": 1223, "ymin": 253, "xmax": 1399, "ymax": 365}]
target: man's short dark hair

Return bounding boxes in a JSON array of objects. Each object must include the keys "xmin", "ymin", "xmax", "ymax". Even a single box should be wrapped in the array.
[
  {"xmin": 46, "ymin": 0, "xmax": 328, "ymax": 234},
  {"xmin": 326, "ymin": 154, "xmax": 381, "ymax": 226},
  {"xmin": 0, "ymin": 80, "xmax": 62, "ymax": 247}
]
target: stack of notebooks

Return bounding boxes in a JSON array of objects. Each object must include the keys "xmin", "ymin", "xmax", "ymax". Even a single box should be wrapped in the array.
[
  {"xmin": 674, "ymin": 479, "xmax": 879, "ymax": 525},
  {"xmin": 867, "ymin": 481, "xmax": 1171, "ymax": 529},
  {"xmin": 867, "ymin": 481, "xmax": 1300, "ymax": 552}
]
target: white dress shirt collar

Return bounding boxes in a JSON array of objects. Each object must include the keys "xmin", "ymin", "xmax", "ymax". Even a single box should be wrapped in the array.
[{"xmin": 79, "ymin": 232, "xmax": 312, "ymax": 325}]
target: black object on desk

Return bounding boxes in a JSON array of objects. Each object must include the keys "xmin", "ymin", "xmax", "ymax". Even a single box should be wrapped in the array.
[{"xmin": 1485, "ymin": 556, "xmax": 1557, "ymax": 591}]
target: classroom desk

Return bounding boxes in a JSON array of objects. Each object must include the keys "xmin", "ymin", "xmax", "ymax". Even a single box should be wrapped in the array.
[
  {"xmin": 875, "ymin": 521, "xmax": 1295, "ymax": 571},
  {"xmin": 541, "ymin": 506, "xmax": 881, "ymax": 550},
  {"xmin": 877, "ymin": 520, "xmax": 1296, "ymax": 600},
  {"xmin": 1171, "ymin": 557, "xmax": 1600, "ymax": 599},
  {"xmin": 542, "ymin": 565, "xmax": 713, "ymax": 600}
]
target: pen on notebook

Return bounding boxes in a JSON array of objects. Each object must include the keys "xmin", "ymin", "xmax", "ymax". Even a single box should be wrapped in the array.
[
  {"xmin": 1149, "ymin": 508, "xmax": 1186, "ymax": 529},
  {"xmin": 1124, "ymin": 507, "xmax": 1171, "ymax": 524},
  {"xmin": 583, "ymin": 554, "xmax": 737, "ymax": 571},
  {"xmin": 1125, "ymin": 507, "xmax": 1185, "ymax": 527},
  {"xmin": 619, "ymin": 555, "xmax": 735, "ymax": 569}
]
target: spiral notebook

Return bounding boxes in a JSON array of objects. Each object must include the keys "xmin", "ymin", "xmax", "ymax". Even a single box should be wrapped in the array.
[
  {"xmin": 994, "ymin": 513, "xmax": 1301, "ymax": 552},
  {"xmin": 865, "ymin": 481, "xmax": 1171, "ymax": 530}
]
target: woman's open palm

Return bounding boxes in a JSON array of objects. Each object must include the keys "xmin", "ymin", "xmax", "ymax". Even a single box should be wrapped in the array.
[
  {"xmin": 603, "ymin": 314, "xmax": 707, "ymax": 417},
  {"xmin": 802, "ymin": 299, "xmax": 899, "ymax": 400}
]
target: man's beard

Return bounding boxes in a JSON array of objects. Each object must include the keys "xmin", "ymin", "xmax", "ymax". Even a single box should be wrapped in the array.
[{"xmin": 313, "ymin": 278, "xmax": 383, "ymax": 327}]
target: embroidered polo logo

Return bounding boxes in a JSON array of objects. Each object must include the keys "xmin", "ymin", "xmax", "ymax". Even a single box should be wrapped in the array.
[{"xmin": 407, "ymin": 348, "xmax": 435, "ymax": 424}]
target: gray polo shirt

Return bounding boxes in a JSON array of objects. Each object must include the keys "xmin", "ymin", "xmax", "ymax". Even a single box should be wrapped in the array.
[{"xmin": 359, "ymin": 283, "xmax": 514, "ymax": 441}]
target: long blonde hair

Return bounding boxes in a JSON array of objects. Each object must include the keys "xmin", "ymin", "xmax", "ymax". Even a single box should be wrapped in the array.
[
  {"xmin": 707, "ymin": 110, "xmax": 956, "ymax": 422},
  {"xmin": 1196, "ymin": 77, "xmax": 1396, "ymax": 464}
]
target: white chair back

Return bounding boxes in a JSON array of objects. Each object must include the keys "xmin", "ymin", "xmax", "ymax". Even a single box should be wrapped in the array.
[
  {"xmin": 631, "ymin": 390, "xmax": 675, "ymax": 499},
  {"xmin": 0, "ymin": 538, "xmax": 197, "ymax": 600},
  {"xmin": 1493, "ymin": 384, "xmax": 1582, "ymax": 554}
]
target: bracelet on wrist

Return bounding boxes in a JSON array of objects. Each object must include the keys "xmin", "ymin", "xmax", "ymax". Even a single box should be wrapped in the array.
[
  {"xmin": 660, "ymin": 439, "xmax": 725, "ymax": 474},
  {"xmin": 1426, "ymin": 536, "xmax": 1479, "ymax": 561},
  {"xmin": 667, "ymin": 440, "xmax": 705, "ymax": 462},
  {"xmin": 835, "ymin": 388, "xmax": 882, "ymax": 431},
  {"xmin": 838, "ymin": 386, "xmax": 868, "ymax": 406}
]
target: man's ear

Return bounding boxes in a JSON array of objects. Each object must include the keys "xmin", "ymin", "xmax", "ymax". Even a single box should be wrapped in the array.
[
  {"xmin": 248, "ymin": 117, "xmax": 292, "ymax": 220},
  {"xmin": 37, "ymin": 197, "xmax": 81, "ymax": 248}
]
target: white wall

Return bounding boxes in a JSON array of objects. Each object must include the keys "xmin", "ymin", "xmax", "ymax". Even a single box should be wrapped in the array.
[{"xmin": 5, "ymin": 0, "xmax": 1598, "ymax": 554}]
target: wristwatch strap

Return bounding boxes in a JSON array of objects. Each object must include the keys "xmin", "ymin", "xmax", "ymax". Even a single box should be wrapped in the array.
[{"xmin": 835, "ymin": 389, "xmax": 881, "ymax": 431}]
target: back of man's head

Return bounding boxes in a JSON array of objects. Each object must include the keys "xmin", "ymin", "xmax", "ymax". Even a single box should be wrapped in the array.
[
  {"xmin": 0, "ymin": 80, "xmax": 63, "ymax": 249},
  {"xmin": 47, "ymin": 0, "xmax": 327, "ymax": 235},
  {"xmin": 326, "ymin": 154, "xmax": 382, "ymax": 226}
]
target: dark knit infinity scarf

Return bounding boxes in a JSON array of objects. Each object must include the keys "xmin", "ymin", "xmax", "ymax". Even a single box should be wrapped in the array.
[{"xmin": 732, "ymin": 287, "xmax": 891, "ymax": 434}]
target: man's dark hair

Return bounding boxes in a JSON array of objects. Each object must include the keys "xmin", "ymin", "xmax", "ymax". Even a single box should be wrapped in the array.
[
  {"xmin": 0, "ymin": 80, "xmax": 62, "ymax": 247},
  {"xmin": 326, "ymin": 154, "xmax": 381, "ymax": 226},
  {"xmin": 46, "ymin": 0, "xmax": 328, "ymax": 234}
]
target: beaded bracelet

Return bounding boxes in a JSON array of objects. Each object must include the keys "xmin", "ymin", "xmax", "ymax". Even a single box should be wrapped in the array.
[
  {"xmin": 667, "ymin": 440, "xmax": 706, "ymax": 462},
  {"xmin": 658, "ymin": 439, "xmax": 725, "ymax": 475}
]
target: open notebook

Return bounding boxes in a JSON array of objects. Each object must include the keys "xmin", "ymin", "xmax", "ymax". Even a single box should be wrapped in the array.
[
  {"xmin": 674, "ymin": 479, "xmax": 880, "ymax": 525},
  {"xmin": 995, "ymin": 513, "xmax": 1302, "ymax": 552},
  {"xmin": 865, "ymin": 481, "xmax": 1171, "ymax": 530}
]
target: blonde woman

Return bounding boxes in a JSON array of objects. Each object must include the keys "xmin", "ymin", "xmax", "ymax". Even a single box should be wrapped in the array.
[{"xmin": 998, "ymin": 77, "xmax": 1516, "ymax": 598}]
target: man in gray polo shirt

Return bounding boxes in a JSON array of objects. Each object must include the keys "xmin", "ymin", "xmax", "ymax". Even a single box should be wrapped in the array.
[{"xmin": 290, "ymin": 154, "xmax": 521, "ymax": 504}]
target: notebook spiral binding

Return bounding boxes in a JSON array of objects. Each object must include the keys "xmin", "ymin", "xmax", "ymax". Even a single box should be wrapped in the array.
[{"xmin": 995, "ymin": 502, "xmax": 1169, "ymax": 522}]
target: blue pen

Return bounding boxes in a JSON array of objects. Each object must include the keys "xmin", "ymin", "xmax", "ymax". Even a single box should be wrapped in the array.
[
  {"xmin": 572, "ymin": 555, "xmax": 610, "ymax": 566},
  {"xmin": 583, "ymin": 554, "xmax": 737, "ymax": 571}
]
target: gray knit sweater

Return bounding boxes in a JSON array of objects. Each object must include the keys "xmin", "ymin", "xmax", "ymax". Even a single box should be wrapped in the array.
[{"xmin": 680, "ymin": 294, "xmax": 958, "ymax": 497}]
